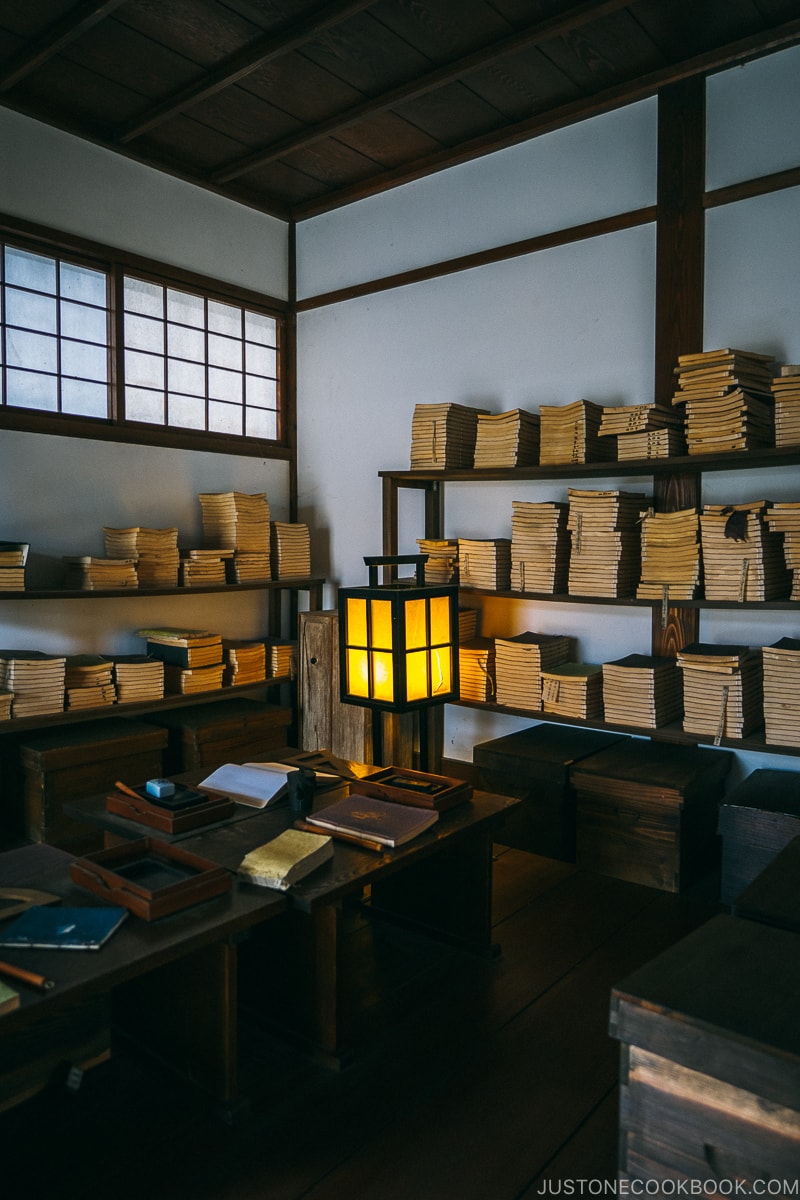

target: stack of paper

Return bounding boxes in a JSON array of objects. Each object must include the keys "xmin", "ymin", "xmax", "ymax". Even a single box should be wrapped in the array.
[
  {"xmin": 473, "ymin": 409, "xmax": 540, "ymax": 468},
  {"xmin": 772, "ymin": 366, "xmax": 800, "ymax": 447},
  {"xmin": 199, "ymin": 491, "xmax": 271, "ymax": 552},
  {"xmin": 179, "ymin": 549, "xmax": 232, "ymax": 587},
  {"xmin": 677, "ymin": 642, "xmax": 763, "ymax": 739},
  {"xmin": 103, "ymin": 527, "xmax": 180, "ymax": 587},
  {"xmin": 238, "ymin": 829, "xmax": 333, "ymax": 890},
  {"xmin": 539, "ymin": 400, "xmax": 613, "ymax": 465},
  {"xmin": 111, "ymin": 655, "xmax": 165, "ymax": 703},
  {"xmin": 223, "ymin": 640, "xmax": 266, "ymax": 686},
  {"xmin": 458, "ymin": 539, "xmax": 511, "ymax": 590},
  {"xmin": 0, "ymin": 651, "xmax": 66, "ymax": 717},
  {"xmin": 139, "ymin": 628, "xmax": 224, "ymax": 670},
  {"xmin": 601, "ymin": 654, "xmax": 682, "ymax": 728},
  {"xmin": 458, "ymin": 638, "xmax": 495, "ymax": 702},
  {"xmin": 567, "ymin": 489, "xmax": 646, "ymax": 598},
  {"xmin": 417, "ymin": 539, "xmax": 459, "ymax": 584},
  {"xmin": 762, "ymin": 638, "xmax": 800, "ymax": 747},
  {"xmin": 409, "ymin": 403, "xmax": 487, "ymax": 470},
  {"xmin": 765, "ymin": 501, "xmax": 800, "ymax": 599},
  {"xmin": 458, "ymin": 607, "xmax": 479, "ymax": 643},
  {"xmin": 63, "ymin": 556, "xmax": 138, "ymax": 590},
  {"xmin": 671, "ymin": 348, "xmax": 775, "ymax": 454},
  {"xmin": 231, "ymin": 551, "xmax": 271, "ymax": 582},
  {"xmin": 540, "ymin": 663, "xmax": 604, "ymax": 719},
  {"xmin": 636, "ymin": 508, "xmax": 702, "ymax": 600},
  {"xmin": 164, "ymin": 663, "xmax": 225, "ymax": 695},
  {"xmin": 0, "ymin": 542, "xmax": 29, "ymax": 591},
  {"xmin": 270, "ymin": 522, "xmax": 311, "ymax": 577},
  {"xmin": 599, "ymin": 403, "xmax": 685, "ymax": 460},
  {"xmin": 616, "ymin": 427, "xmax": 687, "ymax": 461},
  {"xmin": 494, "ymin": 631, "xmax": 573, "ymax": 710},
  {"xmin": 699, "ymin": 502, "xmax": 791, "ymax": 601},
  {"xmin": 265, "ymin": 639, "xmax": 296, "ymax": 678},
  {"xmin": 510, "ymin": 501, "xmax": 569, "ymax": 594},
  {"xmin": 0, "ymin": 690, "xmax": 12, "ymax": 720},
  {"xmin": 64, "ymin": 654, "xmax": 116, "ymax": 710}
]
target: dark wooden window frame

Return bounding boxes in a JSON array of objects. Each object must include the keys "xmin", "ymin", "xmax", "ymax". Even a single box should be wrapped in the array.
[{"xmin": 0, "ymin": 212, "xmax": 291, "ymax": 461}]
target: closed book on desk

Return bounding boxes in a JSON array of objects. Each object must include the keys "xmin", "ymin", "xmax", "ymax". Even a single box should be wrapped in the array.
[
  {"xmin": 0, "ymin": 981, "xmax": 19, "ymax": 1014},
  {"xmin": 238, "ymin": 829, "xmax": 333, "ymax": 891},
  {"xmin": 305, "ymin": 794, "xmax": 438, "ymax": 847},
  {"xmin": 0, "ymin": 905, "xmax": 128, "ymax": 950}
]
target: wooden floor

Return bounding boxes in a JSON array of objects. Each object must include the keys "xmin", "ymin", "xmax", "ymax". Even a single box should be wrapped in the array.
[{"xmin": 0, "ymin": 846, "xmax": 720, "ymax": 1200}]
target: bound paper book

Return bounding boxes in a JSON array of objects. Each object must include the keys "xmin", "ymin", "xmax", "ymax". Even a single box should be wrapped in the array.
[
  {"xmin": 238, "ymin": 829, "xmax": 334, "ymax": 891},
  {"xmin": 198, "ymin": 762, "xmax": 294, "ymax": 807},
  {"xmin": 304, "ymin": 794, "xmax": 438, "ymax": 847},
  {"xmin": 0, "ymin": 905, "xmax": 128, "ymax": 950}
]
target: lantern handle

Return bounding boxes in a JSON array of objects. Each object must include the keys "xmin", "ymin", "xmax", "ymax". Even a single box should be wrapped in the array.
[{"xmin": 363, "ymin": 554, "xmax": 427, "ymax": 586}]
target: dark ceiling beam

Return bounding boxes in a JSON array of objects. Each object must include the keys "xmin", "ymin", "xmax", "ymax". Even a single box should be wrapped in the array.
[
  {"xmin": 291, "ymin": 14, "xmax": 800, "ymax": 219},
  {"xmin": 211, "ymin": 0, "xmax": 632, "ymax": 184},
  {"xmin": 114, "ymin": 0, "xmax": 378, "ymax": 144},
  {"xmin": 0, "ymin": 0, "xmax": 128, "ymax": 93}
]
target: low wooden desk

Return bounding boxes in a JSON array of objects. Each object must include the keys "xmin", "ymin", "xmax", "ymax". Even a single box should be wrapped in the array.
[{"xmin": 0, "ymin": 843, "xmax": 286, "ymax": 1119}]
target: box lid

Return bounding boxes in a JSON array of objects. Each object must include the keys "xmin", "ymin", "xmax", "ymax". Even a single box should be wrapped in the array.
[
  {"xmin": 21, "ymin": 719, "xmax": 167, "ymax": 769},
  {"xmin": 571, "ymin": 738, "xmax": 733, "ymax": 797},
  {"xmin": 719, "ymin": 768, "xmax": 800, "ymax": 820},
  {"xmin": 473, "ymin": 723, "xmax": 627, "ymax": 772},
  {"xmin": 149, "ymin": 699, "xmax": 291, "ymax": 742}
]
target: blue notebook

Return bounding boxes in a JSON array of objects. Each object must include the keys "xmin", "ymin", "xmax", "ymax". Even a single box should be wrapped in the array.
[{"xmin": 0, "ymin": 905, "xmax": 128, "ymax": 950}]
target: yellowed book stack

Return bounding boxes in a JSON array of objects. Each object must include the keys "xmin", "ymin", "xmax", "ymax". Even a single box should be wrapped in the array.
[
  {"xmin": 270, "ymin": 522, "xmax": 311, "ymax": 578},
  {"xmin": 0, "ymin": 690, "xmax": 12, "ymax": 720},
  {"xmin": 265, "ymin": 639, "xmax": 296, "ymax": 678},
  {"xmin": 541, "ymin": 662, "xmax": 604, "ymax": 719},
  {"xmin": 459, "ymin": 638, "xmax": 495, "ymax": 702},
  {"xmin": 63, "ymin": 556, "xmax": 138, "ymax": 590},
  {"xmin": 700, "ymin": 502, "xmax": 791, "ymax": 601},
  {"xmin": 677, "ymin": 643, "xmax": 763, "ymax": 739},
  {"xmin": 671, "ymin": 348, "xmax": 775, "ymax": 454},
  {"xmin": 510, "ymin": 501, "xmax": 569, "ymax": 594},
  {"xmin": 232, "ymin": 551, "xmax": 271, "ymax": 582},
  {"xmin": 458, "ymin": 538, "xmax": 511, "ymax": 590},
  {"xmin": 0, "ymin": 542, "xmax": 29, "ymax": 591},
  {"xmin": 539, "ymin": 399, "xmax": 612, "ymax": 465},
  {"xmin": 494, "ymin": 631, "xmax": 573, "ymax": 710},
  {"xmin": 601, "ymin": 654, "xmax": 682, "ymax": 728},
  {"xmin": 417, "ymin": 538, "xmax": 458, "ymax": 583},
  {"xmin": 636, "ymin": 507, "xmax": 701, "ymax": 600},
  {"xmin": 103, "ymin": 527, "xmax": 180, "ymax": 587},
  {"xmin": 567, "ymin": 489, "xmax": 646, "ymax": 598},
  {"xmin": 112, "ymin": 655, "xmax": 165, "ymax": 703},
  {"xmin": 410, "ymin": 403, "xmax": 488, "ymax": 470},
  {"xmin": 223, "ymin": 640, "xmax": 266, "ymax": 686},
  {"xmin": 458, "ymin": 607, "xmax": 479, "ymax": 643},
  {"xmin": 0, "ymin": 651, "xmax": 66, "ymax": 718},
  {"xmin": 772, "ymin": 365, "xmax": 800, "ymax": 446},
  {"xmin": 199, "ymin": 491, "xmax": 271, "ymax": 552},
  {"xmin": 164, "ymin": 663, "xmax": 225, "ymax": 695},
  {"xmin": 762, "ymin": 638, "xmax": 800, "ymax": 747},
  {"xmin": 765, "ymin": 501, "xmax": 800, "ymax": 600},
  {"xmin": 180, "ymin": 549, "xmax": 231, "ymax": 586},
  {"xmin": 599, "ymin": 403, "xmax": 685, "ymax": 461},
  {"xmin": 65, "ymin": 655, "xmax": 116, "ymax": 710},
  {"xmin": 473, "ymin": 409, "xmax": 540, "ymax": 468}
]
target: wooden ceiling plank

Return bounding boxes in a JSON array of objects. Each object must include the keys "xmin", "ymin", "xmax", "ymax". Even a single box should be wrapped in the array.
[
  {"xmin": 114, "ymin": 0, "xmax": 379, "ymax": 144},
  {"xmin": 0, "ymin": 0, "xmax": 128, "ymax": 93},
  {"xmin": 210, "ymin": 0, "xmax": 634, "ymax": 183}
]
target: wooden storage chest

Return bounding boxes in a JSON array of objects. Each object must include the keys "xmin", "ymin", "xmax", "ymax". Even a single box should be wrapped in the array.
[
  {"xmin": 717, "ymin": 768, "xmax": 800, "ymax": 906},
  {"xmin": 572, "ymin": 740, "xmax": 733, "ymax": 891},
  {"xmin": 472, "ymin": 723, "xmax": 627, "ymax": 859},
  {"xmin": 148, "ymin": 697, "xmax": 291, "ymax": 773},
  {"xmin": 610, "ymin": 913, "xmax": 800, "ymax": 1186},
  {"xmin": 19, "ymin": 719, "xmax": 168, "ymax": 849}
]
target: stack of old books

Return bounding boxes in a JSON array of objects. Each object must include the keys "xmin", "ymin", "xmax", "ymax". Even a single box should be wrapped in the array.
[
  {"xmin": 598, "ymin": 403, "xmax": 685, "ymax": 461},
  {"xmin": 270, "ymin": 522, "xmax": 311, "ymax": 577},
  {"xmin": 103, "ymin": 527, "xmax": 180, "ymax": 587},
  {"xmin": 765, "ymin": 501, "xmax": 800, "ymax": 599},
  {"xmin": 772, "ymin": 365, "xmax": 800, "ymax": 446},
  {"xmin": 601, "ymin": 654, "xmax": 682, "ymax": 728},
  {"xmin": 417, "ymin": 538, "xmax": 458, "ymax": 583},
  {"xmin": 0, "ymin": 690, "xmax": 11, "ymax": 720},
  {"xmin": 677, "ymin": 642, "xmax": 763, "ymax": 739},
  {"xmin": 0, "ymin": 542, "xmax": 29, "ymax": 591},
  {"xmin": 111, "ymin": 655, "xmax": 165, "ymax": 704},
  {"xmin": 700, "ymin": 501, "xmax": 791, "ymax": 600},
  {"xmin": 494, "ymin": 631, "xmax": 573, "ymax": 710},
  {"xmin": 222, "ymin": 640, "xmax": 266, "ymax": 687},
  {"xmin": 231, "ymin": 551, "xmax": 271, "ymax": 582},
  {"xmin": 458, "ymin": 607, "xmax": 479, "ymax": 642},
  {"xmin": 636, "ymin": 508, "xmax": 702, "ymax": 600},
  {"xmin": 64, "ymin": 654, "xmax": 116, "ymax": 710},
  {"xmin": 473, "ymin": 409, "xmax": 540, "ymax": 468},
  {"xmin": 138, "ymin": 627, "xmax": 225, "ymax": 696},
  {"xmin": 541, "ymin": 662, "xmax": 604, "ymax": 719},
  {"xmin": 63, "ymin": 556, "xmax": 138, "ymax": 590},
  {"xmin": 671, "ymin": 348, "xmax": 775, "ymax": 454},
  {"xmin": 510, "ymin": 501, "xmax": 569, "ymax": 594},
  {"xmin": 410, "ymin": 403, "xmax": 487, "ymax": 470},
  {"xmin": 180, "ymin": 549, "xmax": 232, "ymax": 586},
  {"xmin": 458, "ymin": 538, "xmax": 511, "ymax": 590},
  {"xmin": 199, "ymin": 491, "xmax": 271, "ymax": 552},
  {"xmin": 265, "ymin": 639, "xmax": 296, "ymax": 678},
  {"xmin": 459, "ymin": 638, "xmax": 495, "ymax": 702},
  {"xmin": 567, "ymin": 489, "xmax": 646, "ymax": 598},
  {"xmin": 539, "ymin": 399, "xmax": 612, "ymax": 466},
  {"xmin": 0, "ymin": 651, "xmax": 66, "ymax": 717},
  {"xmin": 762, "ymin": 638, "xmax": 800, "ymax": 747}
]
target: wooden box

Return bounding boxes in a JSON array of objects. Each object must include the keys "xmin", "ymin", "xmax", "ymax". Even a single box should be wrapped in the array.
[
  {"xmin": 148, "ymin": 698, "xmax": 291, "ymax": 772},
  {"xmin": 472, "ymin": 723, "xmax": 628, "ymax": 860},
  {"xmin": 717, "ymin": 768, "xmax": 800, "ymax": 906},
  {"xmin": 572, "ymin": 740, "xmax": 733, "ymax": 891},
  {"xmin": 19, "ymin": 719, "xmax": 168, "ymax": 850},
  {"xmin": 105, "ymin": 784, "xmax": 235, "ymax": 835},
  {"xmin": 610, "ymin": 914, "xmax": 800, "ymax": 1185}
]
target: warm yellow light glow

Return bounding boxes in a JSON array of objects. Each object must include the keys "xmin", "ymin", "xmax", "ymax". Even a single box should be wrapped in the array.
[
  {"xmin": 370, "ymin": 598, "xmax": 394, "ymax": 650},
  {"xmin": 429, "ymin": 595, "xmax": 451, "ymax": 645},
  {"xmin": 346, "ymin": 597, "xmax": 367, "ymax": 647},
  {"xmin": 372, "ymin": 650, "xmax": 394, "ymax": 702},
  {"xmin": 432, "ymin": 646, "xmax": 452, "ymax": 694},
  {"xmin": 404, "ymin": 598, "xmax": 427, "ymax": 650},
  {"xmin": 346, "ymin": 647, "xmax": 370, "ymax": 698},
  {"xmin": 405, "ymin": 649, "xmax": 429, "ymax": 702}
]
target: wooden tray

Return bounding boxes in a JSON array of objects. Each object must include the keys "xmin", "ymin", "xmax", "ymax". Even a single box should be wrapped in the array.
[
  {"xmin": 70, "ymin": 837, "xmax": 232, "ymax": 921},
  {"xmin": 350, "ymin": 766, "xmax": 472, "ymax": 811},
  {"xmin": 105, "ymin": 785, "xmax": 235, "ymax": 834}
]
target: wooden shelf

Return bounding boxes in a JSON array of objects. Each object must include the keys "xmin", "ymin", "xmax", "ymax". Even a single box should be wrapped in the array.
[
  {"xmin": 0, "ymin": 576, "xmax": 325, "ymax": 601},
  {"xmin": 459, "ymin": 586, "xmax": 799, "ymax": 610}
]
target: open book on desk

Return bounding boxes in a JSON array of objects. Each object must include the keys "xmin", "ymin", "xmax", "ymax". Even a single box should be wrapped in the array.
[{"xmin": 198, "ymin": 762, "xmax": 338, "ymax": 809}]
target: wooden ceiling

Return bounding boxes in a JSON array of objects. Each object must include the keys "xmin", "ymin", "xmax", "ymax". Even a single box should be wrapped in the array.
[{"xmin": 1, "ymin": 0, "xmax": 799, "ymax": 221}]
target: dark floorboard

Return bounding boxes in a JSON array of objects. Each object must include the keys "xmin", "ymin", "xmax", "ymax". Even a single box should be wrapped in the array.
[{"xmin": 0, "ymin": 846, "xmax": 720, "ymax": 1200}]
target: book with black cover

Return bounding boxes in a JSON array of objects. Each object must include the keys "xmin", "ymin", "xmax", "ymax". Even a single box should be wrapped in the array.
[
  {"xmin": 304, "ymin": 793, "xmax": 438, "ymax": 847},
  {"xmin": 0, "ymin": 905, "xmax": 128, "ymax": 950}
]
